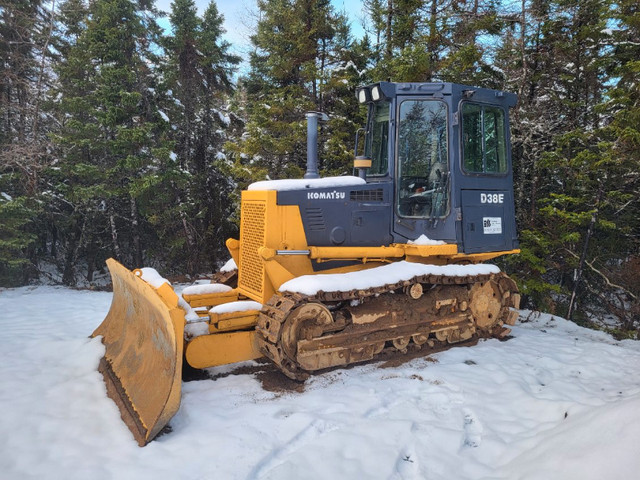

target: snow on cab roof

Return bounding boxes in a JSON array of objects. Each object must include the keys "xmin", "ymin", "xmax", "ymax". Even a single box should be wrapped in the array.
[{"xmin": 248, "ymin": 176, "xmax": 366, "ymax": 191}]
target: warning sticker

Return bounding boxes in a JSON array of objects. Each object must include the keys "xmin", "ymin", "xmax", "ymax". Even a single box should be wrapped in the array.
[{"xmin": 483, "ymin": 217, "xmax": 502, "ymax": 234}]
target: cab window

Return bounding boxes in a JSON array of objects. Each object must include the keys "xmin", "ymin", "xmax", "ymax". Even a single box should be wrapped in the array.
[
  {"xmin": 462, "ymin": 103, "xmax": 507, "ymax": 174},
  {"xmin": 365, "ymin": 102, "xmax": 390, "ymax": 175},
  {"xmin": 397, "ymin": 99, "xmax": 449, "ymax": 218}
]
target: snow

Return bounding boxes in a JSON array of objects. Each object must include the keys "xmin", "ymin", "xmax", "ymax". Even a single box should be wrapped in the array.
[
  {"xmin": 280, "ymin": 261, "xmax": 500, "ymax": 296},
  {"xmin": 135, "ymin": 267, "xmax": 170, "ymax": 288},
  {"xmin": 220, "ymin": 257, "xmax": 237, "ymax": 272},
  {"xmin": 1, "ymin": 191, "xmax": 12, "ymax": 201},
  {"xmin": 176, "ymin": 295, "xmax": 200, "ymax": 322},
  {"xmin": 209, "ymin": 300, "xmax": 262, "ymax": 314},
  {"xmin": 181, "ymin": 283, "xmax": 232, "ymax": 296},
  {"xmin": 0, "ymin": 287, "xmax": 639, "ymax": 480},
  {"xmin": 408, "ymin": 234, "xmax": 446, "ymax": 246},
  {"xmin": 212, "ymin": 108, "xmax": 231, "ymax": 126},
  {"xmin": 184, "ymin": 321, "xmax": 209, "ymax": 338},
  {"xmin": 248, "ymin": 176, "xmax": 366, "ymax": 192},
  {"xmin": 158, "ymin": 110, "xmax": 169, "ymax": 122}
]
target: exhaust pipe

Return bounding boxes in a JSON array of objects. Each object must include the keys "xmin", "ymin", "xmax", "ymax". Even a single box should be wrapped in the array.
[{"xmin": 304, "ymin": 112, "xmax": 328, "ymax": 179}]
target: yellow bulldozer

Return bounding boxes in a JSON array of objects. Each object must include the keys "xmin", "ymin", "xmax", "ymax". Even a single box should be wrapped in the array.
[{"xmin": 93, "ymin": 82, "xmax": 521, "ymax": 445}]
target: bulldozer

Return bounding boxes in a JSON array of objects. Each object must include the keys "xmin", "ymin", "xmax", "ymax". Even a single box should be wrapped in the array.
[{"xmin": 93, "ymin": 81, "xmax": 521, "ymax": 446}]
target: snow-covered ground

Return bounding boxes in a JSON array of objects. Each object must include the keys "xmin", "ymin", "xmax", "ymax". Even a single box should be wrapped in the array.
[{"xmin": 1, "ymin": 286, "xmax": 639, "ymax": 480}]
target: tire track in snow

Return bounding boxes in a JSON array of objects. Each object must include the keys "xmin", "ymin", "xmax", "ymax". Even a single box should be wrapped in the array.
[{"xmin": 248, "ymin": 418, "xmax": 339, "ymax": 479}]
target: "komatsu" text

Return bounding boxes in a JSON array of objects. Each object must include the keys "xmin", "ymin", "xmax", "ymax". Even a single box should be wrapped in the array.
[{"xmin": 307, "ymin": 190, "xmax": 346, "ymax": 200}]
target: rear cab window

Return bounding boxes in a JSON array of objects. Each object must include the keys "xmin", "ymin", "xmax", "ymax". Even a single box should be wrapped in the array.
[{"xmin": 461, "ymin": 103, "xmax": 508, "ymax": 175}]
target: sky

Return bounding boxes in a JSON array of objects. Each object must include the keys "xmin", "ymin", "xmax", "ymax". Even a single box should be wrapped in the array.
[{"xmin": 155, "ymin": 0, "xmax": 368, "ymax": 61}]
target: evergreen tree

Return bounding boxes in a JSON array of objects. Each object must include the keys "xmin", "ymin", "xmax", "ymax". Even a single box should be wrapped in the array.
[
  {"xmin": 498, "ymin": 0, "xmax": 637, "ymax": 327},
  {"xmin": 0, "ymin": 0, "xmax": 53, "ymax": 285},
  {"xmin": 231, "ymin": 0, "xmax": 364, "ymax": 182},
  {"xmin": 50, "ymin": 0, "xmax": 171, "ymax": 283},
  {"xmin": 366, "ymin": 0, "xmax": 507, "ymax": 84},
  {"xmin": 157, "ymin": 0, "xmax": 241, "ymax": 274}
]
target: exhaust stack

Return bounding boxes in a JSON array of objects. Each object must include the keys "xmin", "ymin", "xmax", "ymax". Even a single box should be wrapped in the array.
[{"xmin": 304, "ymin": 112, "xmax": 328, "ymax": 179}]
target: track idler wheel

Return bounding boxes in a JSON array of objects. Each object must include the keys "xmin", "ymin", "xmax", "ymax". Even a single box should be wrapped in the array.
[
  {"xmin": 469, "ymin": 277, "xmax": 503, "ymax": 330},
  {"xmin": 281, "ymin": 303, "xmax": 333, "ymax": 361}
]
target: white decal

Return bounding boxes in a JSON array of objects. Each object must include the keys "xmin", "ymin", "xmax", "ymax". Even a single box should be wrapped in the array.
[
  {"xmin": 480, "ymin": 193, "xmax": 504, "ymax": 204},
  {"xmin": 483, "ymin": 217, "xmax": 502, "ymax": 234},
  {"xmin": 307, "ymin": 190, "xmax": 346, "ymax": 200}
]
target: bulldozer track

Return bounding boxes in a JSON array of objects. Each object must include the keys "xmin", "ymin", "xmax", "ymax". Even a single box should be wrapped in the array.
[{"xmin": 256, "ymin": 272, "xmax": 520, "ymax": 380}]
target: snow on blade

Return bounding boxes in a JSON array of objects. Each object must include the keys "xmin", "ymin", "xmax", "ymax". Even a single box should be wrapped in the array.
[
  {"xmin": 280, "ymin": 261, "xmax": 500, "ymax": 295},
  {"xmin": 182, "ymin": 283, "xmax": 232, "ymax": 296},
  {"xmin": 135, "ymin": 267, "xmax": 170, "ymax": 288},
  {"xmin": 248, "ymin": 176, "xmax": 365, "ymax": 192},
  {"xmin": 209, "ymin": 301, "xmax": 262, "ymax": 314}
]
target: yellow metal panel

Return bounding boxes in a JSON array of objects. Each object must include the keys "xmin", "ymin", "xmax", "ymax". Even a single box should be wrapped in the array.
[
  {"xmin": 182, "ymin": 289, "xmax": 239, "ymax": 308},
  {"xmin": 238, "ymin": 198, "xmax": 267, "ymax": 299},
  {"xmin": 208, "ymin": 310, "xmax": 260, "ymax": 332},
  {"xmin": 209, "ymin": 314, "xmax": 259, "ymax": 333},
  {"xmin": 238, "ymin": 189, "xmax": 314, "ymax": 302},
  {"xmin": 185, "ymin": 331, "xmax": 263, "ymax": 369},
  {"xmin": 448, "ymin": 249, "xmax": 520, "ymax": 263},
  {"xmin": 400, "ymin": 243, "xmax": 459, "ymax": 257},
  {"xmin": 209, "ymin": 309, "xmax": 260, "ymax": 323}
]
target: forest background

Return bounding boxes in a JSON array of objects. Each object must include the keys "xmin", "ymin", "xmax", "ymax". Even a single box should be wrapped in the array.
[{"xmin": 1, "ymin": 0, "xmax": 638, "ymax": 335}]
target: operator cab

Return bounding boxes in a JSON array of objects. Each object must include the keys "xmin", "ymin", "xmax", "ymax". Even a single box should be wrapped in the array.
[{"xmin": 355, "ymin": 82, "xmax": 518, "ymax": 254}]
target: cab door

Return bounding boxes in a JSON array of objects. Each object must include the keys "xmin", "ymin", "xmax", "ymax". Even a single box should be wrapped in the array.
[
  {"xmin": 392, "ymin": 97, "xmax": 456, "ymax": 242},
  {"xmin": 458, "ymin": 102, "xmax": 517, "ymax": 254}
]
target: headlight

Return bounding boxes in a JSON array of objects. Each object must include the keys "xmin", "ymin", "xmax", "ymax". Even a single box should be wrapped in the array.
[
  {"xmin": 371, "ymin": 85, "xmax": 381, "ymax": 101},
  {"xmin": 357, "ymin": 88, "xmax": 369, "ymax": 104}
]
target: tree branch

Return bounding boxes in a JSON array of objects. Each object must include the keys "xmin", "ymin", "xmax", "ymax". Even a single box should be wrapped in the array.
[{"xmin": 564, "ymin": 248, "xmax": 637, "ymax": 300}]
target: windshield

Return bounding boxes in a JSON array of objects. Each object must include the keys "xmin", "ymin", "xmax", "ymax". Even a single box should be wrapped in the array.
[
  {"xmin": 364, "ymin": 102, "xmax": 390, "ymax": 175},
  {"xmin": 397, "ymin": 99, "xmax": 449, "ymax": 218}
]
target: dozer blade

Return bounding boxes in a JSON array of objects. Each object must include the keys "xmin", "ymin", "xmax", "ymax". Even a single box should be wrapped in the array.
[{"xmin": 92, "ymin": 258, "xmax": 186, "ymax": 446}]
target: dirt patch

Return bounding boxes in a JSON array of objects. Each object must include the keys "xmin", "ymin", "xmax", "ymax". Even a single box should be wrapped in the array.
[
  {"xmin": 185, "ymin": 358, "xmax": 307, "ymax": 394},
  {"xmin": 256, "ymin": 368, "xmax": 306, "ymax": 394}
]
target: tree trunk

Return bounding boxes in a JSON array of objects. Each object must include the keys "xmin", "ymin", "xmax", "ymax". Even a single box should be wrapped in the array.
[
  {"xmin": 386, "ymin": 0, "xmax": 393, "ymax": 61},
  {"xmin": 567, "ymin": 184, "xmax": 604, "ymax": 320},
  {"xmin": 427, "ymin": 0, "xmax": 438, "ymax": 82},
  {"xmin": 130, "ymin": 197, "xmax": 143, "ymax": 267},
  {"xmin": 109, "ymin": 210, "xmax": 122, "ymax": 260}
]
